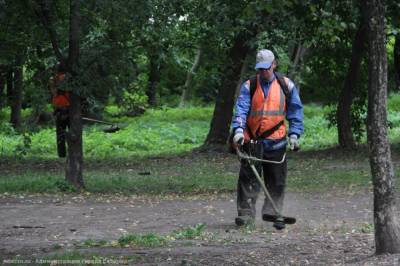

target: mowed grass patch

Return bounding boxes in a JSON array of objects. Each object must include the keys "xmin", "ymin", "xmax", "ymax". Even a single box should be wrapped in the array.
[
  {"xmin": 287, "ymin": 148, "xmax": 373, "ymax": 191},
  {"xmin": 2, "ymin": 96, "xmax": 400, "ymax": 195},
  {"xmin": 0, "ymin": 171, "xmax": 237, "ymax": 195},
  {"xmin": 2, "ymin": 149, "xmax": 399, "ymax": 194},
  {"xmin": 0, "ymin": 152, "xmax": 238, "ymax": 194}
]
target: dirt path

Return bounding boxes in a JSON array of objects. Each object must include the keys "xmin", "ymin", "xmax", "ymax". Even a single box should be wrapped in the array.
[{"xmin": 1, "ymin": 191, "xmax": 400, "ymax": 265}]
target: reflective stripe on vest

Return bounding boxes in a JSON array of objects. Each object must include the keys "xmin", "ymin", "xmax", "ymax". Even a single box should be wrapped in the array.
[{"xmin": 245, "ymin": 75, "xmax": 286, "ymax": 140}]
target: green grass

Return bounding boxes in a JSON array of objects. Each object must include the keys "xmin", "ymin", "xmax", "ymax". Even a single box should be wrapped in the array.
[
  {"xmin": 2, "ymin": 94, "xmax": 400, "ymax": 159},
  {"xmin": 0, "ymin": 149, "xmax": 385, "ymax": 194},
  {"xmin": 0, "ymin": 106, "xmax": 213, "ymax": 159},
  {"xmin": 357, "ymin": 223, "xmax": 374, "ymax": 233},
  {"xmin": 0, "ymin": 156, "xmax": 237, "ymax": 194},
  {"xmin": 114, "ymin": 224, "xmax": 207, "ymax": 248},
  {"xmin": 172, "ymin": 223, "xmax": 206, "ymax": 240},
  {"xmin": 118, "ymin": 233, "xmax": 168, "ymax": 247},
  {"xmin": 1, "ymin": 95, "xmax": 400, "ymax": 194}
]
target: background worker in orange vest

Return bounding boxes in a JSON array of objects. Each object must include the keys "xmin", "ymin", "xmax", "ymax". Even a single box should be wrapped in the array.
[
  {"xmin": 231, "ymin": 49, "xmax": 304, "ymax": 227},
  {"xmin": 49, "ymin": 64, "xmax": 70, "ymax": 158}
]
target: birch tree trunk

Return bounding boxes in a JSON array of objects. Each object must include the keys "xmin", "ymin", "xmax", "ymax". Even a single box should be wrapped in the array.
[
  {"xmin": 180, "ymin": 47, "xmax": 202, "ymax": 107},
  {"xmin": 10, "ymin": 62, "xmax": 23, "ymax": 130},
  {"xmin": 147, "ymin": 54, "xmax": 160, "ymax": 107}
]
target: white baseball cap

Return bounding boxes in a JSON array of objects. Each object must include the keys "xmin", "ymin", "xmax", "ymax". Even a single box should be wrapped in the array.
[{"xmin": 255, "ymin": 49, "xmax": 275, "ymax": 70}]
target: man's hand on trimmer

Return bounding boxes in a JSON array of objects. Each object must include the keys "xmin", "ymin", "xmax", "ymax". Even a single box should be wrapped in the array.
[{"xmin": 288, "ymin": 134, "xmax": 300, "ymax": 151}]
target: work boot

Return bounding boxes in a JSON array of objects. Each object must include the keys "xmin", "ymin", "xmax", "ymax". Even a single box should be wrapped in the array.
[{"xmin": 235, "ymin": 215, "xmax": 254, "ymax": 226}]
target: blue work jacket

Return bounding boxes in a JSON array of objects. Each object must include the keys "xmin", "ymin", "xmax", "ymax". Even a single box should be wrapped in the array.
[{"xmin": 231, "ymin": 73, "xmax": 304, "ymax": 151}]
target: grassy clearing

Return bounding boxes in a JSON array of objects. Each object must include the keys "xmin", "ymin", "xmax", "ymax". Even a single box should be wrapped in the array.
[
  {"xmin": 2, "ymin": 95, "xmax": 400, "ymax": 159},
  {"xmin": 1, "ymin": 95, "xmax": 400, "ymax": 194},
  {"xmin": 0, "ymin": 147, "xmax": 389, "ymax": 194},
  {"xmin": 0, "ymin": 106, "xmax": 213, "ymax": 159}
]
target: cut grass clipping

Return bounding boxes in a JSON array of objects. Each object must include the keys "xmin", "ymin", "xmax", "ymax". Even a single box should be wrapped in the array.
[{"xmin": 118, "ymin": 224, "xmax": 206, "ymax": 247}]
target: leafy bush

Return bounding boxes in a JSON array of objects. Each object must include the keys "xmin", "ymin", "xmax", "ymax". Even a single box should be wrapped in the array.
[
  {"xmin": 120, "ymin": 89, "xmax": 148, "ymax": 114},
  {"xmin": 388, "ymin": 93, "xmax": 400, "ymax": 112}
]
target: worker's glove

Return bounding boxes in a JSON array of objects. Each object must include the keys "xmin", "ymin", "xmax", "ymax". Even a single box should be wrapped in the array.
[
  {"xmin": 288, "ymin": 134, "xmax": 300, "ymax": 151},
  {"xmin": 233, "ymin": 129, "xmax": 244, "ymax": 146}
]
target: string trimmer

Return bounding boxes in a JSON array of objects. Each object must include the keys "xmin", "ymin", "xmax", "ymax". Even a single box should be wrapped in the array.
[
  {"xmin": 82, "ymin": 117, "xmax": 120, "ymax": 133},
  {"xmin": 236, "ymin": 146, "xmax": 296, "ymax": 230}
]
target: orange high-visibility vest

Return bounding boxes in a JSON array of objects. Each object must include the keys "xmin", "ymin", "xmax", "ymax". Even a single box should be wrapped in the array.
[
  {"xmin": 244, "ymin": 75, "xmax": 287, "ymax": 142},
  {"xmin": 52, "ymin": 92, "xmax": 70, "ymax": 108},
  {"xmin": 51, "ymin": 72, "xmax": 70, "ymax": 108}
]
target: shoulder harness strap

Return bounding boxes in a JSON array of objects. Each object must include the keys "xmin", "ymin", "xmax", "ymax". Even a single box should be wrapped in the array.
[{"xmin": 248, "ymin": 72, "xmax": 293, "ymax": 101}]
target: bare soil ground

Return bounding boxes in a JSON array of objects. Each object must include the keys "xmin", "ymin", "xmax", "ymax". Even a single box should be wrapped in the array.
[{"xmin": 1, "ymin": 190, "xmax": 400, "ymax": 265}]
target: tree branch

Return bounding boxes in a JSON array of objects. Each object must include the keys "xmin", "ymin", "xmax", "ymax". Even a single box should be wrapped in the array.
[{"xmin": 34, "ymin": 0, "xmax": 66, "ymax": 65}]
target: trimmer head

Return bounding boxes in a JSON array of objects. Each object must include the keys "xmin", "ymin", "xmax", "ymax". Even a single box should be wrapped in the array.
[
  {"xmin": 262, "ymin": 214, "xmax": 296, "ymax": 230},
  {"xmin": 102, "ymin": 125, "xmax": 120, "ymax": 133}
]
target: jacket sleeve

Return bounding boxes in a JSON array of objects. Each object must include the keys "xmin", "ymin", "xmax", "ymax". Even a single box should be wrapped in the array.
[
  {"xmin": 231, "ymin": 81, "xmax": 251, "ymax": 133},
  {"xmin": 286, "ymin": 79, "xmax": 304, "ymax": 137}
]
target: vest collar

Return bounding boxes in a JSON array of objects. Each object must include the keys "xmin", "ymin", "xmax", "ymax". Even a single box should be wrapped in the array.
[{"xmin": 259, "ymin": 73, "xmax": 276, "ymax": 85}]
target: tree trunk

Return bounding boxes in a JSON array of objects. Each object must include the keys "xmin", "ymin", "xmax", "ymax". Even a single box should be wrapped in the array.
[
  {"xmin": 180, "ymin": 47, "xmax": 202, "ymax": 107},
  {"xmin": 0, "ymin": 66, "xmax": 6, "ymax": 106},
  {"xmin": 394, "ymin": 34, "xmax": 400, "ymax": 90},
  {"xmin": 337, "ymin": 1, "xmax": 367, "ymax": 149},
  {"xmin": 147, "ymin": 55, "xmax": 160, "ymax": 107},
  {"xmin": 288, "ymin": 43, "xmax": 307, "ymax": 87},
  {"xmin": 234, "ymin": 52, "xmax": 251, "ymax": 99},
  {"xmin": 203, "ymin": 33, "xmax": 251, "ymax": 147},
  {"xmin": 6, "ymin": 70, "xmax": 13, "ymax": 103},
  {"xmin": 366, "ymin": 0, "xmax": 400, "ymax": 254},
  {"xmin": 36, "ymin": 0, "xmax": 84, "ymax": 189},
  {"xmin": 65, "ymin": 93, "xmax": 84, "ymax": 188},
  {"xmin": 64, "ymin": 0, "xmax": 83, "ymax": 189},
  {"xmin": 0, "ymin": 76, "xmax": 4, "ymax": 106},
  {"xmin": 10, "ymin": 62, "xmax": 23, "ymax": 130}
]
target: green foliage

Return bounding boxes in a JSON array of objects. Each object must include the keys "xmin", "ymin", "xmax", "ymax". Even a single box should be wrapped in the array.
[
  {"xmin": 118, "ymin": 233, "xmax": 168, "ymax": 247},
  {"xmin": 325, "ymin": 98, "xmax": 367, "ymax": 142},
  {"xmin": 0, "ymin": 106, "xmax": 213, "ymax": 159},
  {"xmin": 0, "ymin": 121, "xmax": 16, "ymax": 135},
  {"xmin": 14, "ymin": 133, "xmax": 32, "ymax": 157},
  {"xmin": 54, "ymin": 179, "xmax": 78, "ymax": 193},
  {"xmin": 173, "ymin": 224, "xmax": 206, "ymax": 240},
  {"xmin": 388, "ymin": 93, "xmax": 400, "ymax": 112},
  {"xmin": 81, "ymin": 239, "xmax": 109, "ymax": 248},
  {"xmin": 2, "ymin": 96, "xmax": 400, "ymax": 160},
  {"xmin": 357, "ymin": 223, "xmax": 374, "ymax": 233},
  {"xmin": 120, "ymin": 88, "xmax": 148, "ymax": 114}
]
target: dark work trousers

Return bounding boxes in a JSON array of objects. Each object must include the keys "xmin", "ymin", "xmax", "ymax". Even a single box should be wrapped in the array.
[
  {"xmin": 237, "ymin": 144, "xmax": 287, "ymax": 218},
  {"xmin": 55, "ymin": 108, "xmax": 69, "ymax": 158}
]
